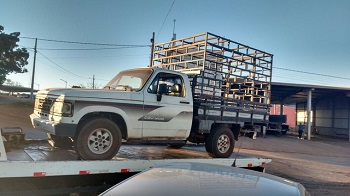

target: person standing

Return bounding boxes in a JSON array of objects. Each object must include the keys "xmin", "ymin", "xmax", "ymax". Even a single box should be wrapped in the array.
[{"xmin": 298, "ymin": 123, "xmax": 304, "ymax": 139}]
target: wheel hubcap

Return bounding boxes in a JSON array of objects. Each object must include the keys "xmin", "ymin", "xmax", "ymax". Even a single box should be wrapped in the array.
[
  {"xmin": 217, "ymin": 134, "xmax": 230, "ymax": 153},
  {"xmin": 88, "ymin": 128, "xmax": 113, "ymax": 154}
]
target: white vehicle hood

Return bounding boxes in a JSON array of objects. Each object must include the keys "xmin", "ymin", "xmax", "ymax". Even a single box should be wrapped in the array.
[
  {"xmin": 102, "ymin": 162, "xmax": 309, "ymax": 196},
  {"xmin": 36, "ymin": 88, "xmax": 138, "ymax": 101}
]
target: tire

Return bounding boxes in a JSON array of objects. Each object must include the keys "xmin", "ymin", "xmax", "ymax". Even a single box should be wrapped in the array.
[
  {"xmin": 205, "ymin": 137, "xmax": 213, "ymax": 153},
  {"xmin": 168, "ymin": 141, "xmax": 187, "ymax": 149},
  {"xmin": 205, "ymin": 127, "xmax": 235, "ymax": 158},
  {"xmin": 281, "ymin": 130, "xmax": 287, "ymax": 135},
  {"xmin": 47, "ymin": 133, "xmax": 73, "ymax": 149},
  {"xmin": 75, "ymin": 118, "xmax": 122, "ymax": 160}
]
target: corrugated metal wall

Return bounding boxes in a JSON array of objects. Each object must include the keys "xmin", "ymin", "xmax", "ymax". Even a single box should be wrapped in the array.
[{"xmin": 296, "ymin": 95, "xmax": 350, "ymax": 138}]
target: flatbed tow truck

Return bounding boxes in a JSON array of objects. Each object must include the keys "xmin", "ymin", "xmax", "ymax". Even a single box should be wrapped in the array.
[{"xmin": 0, "ymin": 129, "xmax": 271, "ymax": 195}]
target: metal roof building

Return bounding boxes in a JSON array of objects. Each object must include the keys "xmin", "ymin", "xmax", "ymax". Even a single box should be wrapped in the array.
[{"xmin": 271, "ymin": 82, "xmax": 350, "ymax": 142}]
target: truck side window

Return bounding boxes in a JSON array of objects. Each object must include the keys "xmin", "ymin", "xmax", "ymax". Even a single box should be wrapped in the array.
[{"xmin": 147, "ymin": 73, "xmax": 185, "ymax": 97}]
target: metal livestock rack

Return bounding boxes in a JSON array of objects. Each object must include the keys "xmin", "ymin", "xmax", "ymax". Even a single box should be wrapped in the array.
[{"xmin": 151, "ymin": 32, "xmax": 273, "ymax": 122}]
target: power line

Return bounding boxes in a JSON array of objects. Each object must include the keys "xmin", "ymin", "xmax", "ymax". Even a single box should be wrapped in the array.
[
  {"xmin": 36, "ymin": 46, "xmax": 148, "ymax": 51},
  {"xmin": 274, "ymin": 66, "xmax": 350, "ymax": 81},
  {"xmin": 37, "ymin": 51, "xmax": 90, "ymax": 79},
  {"xmin": 273, "ymin": 73, "xmax": 344, "ymax": 86},
  {"xmin": 156, "ymin": 0, "xmax": 175, "ymax": 39},
  {"xmin": 37, "ymin": 54, "xmax": 149, "ymax": 59},
  {"xmin": 19, "ymin": 45, "xmax": 149, "ymax": 58},
  {"xmin": 36, "ymin": 59, "xmax": 67, "ymax": 73},
  {"xmin": 18, "ymin": 45, "xmax": 34, "ymax": 49},
  {"xmin": 20, "ymin": 36, "xmax": 150, "ymax": 47}
]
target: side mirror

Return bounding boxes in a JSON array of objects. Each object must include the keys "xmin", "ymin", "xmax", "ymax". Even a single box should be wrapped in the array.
[{"xmin": 157, "ymin": 83, "xmax": 167, "ymax": 101}]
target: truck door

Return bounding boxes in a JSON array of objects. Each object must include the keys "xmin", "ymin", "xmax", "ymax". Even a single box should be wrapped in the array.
[{"xmin": 141, "ymin": 72, "xmax": 193, "ymax": 139}]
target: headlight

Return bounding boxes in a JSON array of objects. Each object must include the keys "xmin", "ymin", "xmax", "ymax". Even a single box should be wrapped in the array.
[
  {"xmin": 62, "ymin": 103, "xmax": 72, "ymax": 114},
  {"xmin": 52, "ymin": 101, "xmax": 73, "ymax": 116}
]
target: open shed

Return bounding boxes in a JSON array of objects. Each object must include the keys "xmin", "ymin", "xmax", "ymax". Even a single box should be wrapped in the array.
[{"xmin": 271, "ymin": 82, "xmax": 350, "ymax": 142}]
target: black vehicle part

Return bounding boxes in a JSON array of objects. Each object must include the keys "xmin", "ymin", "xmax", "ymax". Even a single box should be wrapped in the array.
[
  {"xmin": 47, "ymin": 133, "xmax": 73, "ymax": 149},
  {"xmin": 168, "ymin": 141, "xmax": 187, "ymax": 149}
]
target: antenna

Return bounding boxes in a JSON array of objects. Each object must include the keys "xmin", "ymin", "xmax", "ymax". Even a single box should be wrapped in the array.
[
  {"xmin": 232, "ymin": 138, "xmax": 243, "ymax": 167},
  {"xmin": 232, "ymin": 126, "xmax": 259, "ymax": 167},
  {"xmin": 172, "ymin": 19, "xmax": 176, "ymax": 40}
]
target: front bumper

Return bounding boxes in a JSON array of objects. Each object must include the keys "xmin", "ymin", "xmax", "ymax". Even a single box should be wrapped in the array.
[{"xmin": 30, "ymin": 113, "xmax": 77, "ymax": 137}]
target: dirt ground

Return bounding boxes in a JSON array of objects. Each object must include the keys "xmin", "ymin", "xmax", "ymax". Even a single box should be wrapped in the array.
[
  {"xmin": 0, "ymin": 94, "xmax": 349, "ymax": 195},
  {"xmin": 0, "ymin": 95, "xmax": 34, "ymax": 130},
  {"xmin": 0, "ymin": 95, "xmax": 47, "ymax": 139}
]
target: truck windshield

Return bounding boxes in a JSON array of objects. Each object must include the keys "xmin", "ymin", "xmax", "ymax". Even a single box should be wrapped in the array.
[{"xmin": 104, "ymin": 68, "xmax": 153, "ymax": 91}]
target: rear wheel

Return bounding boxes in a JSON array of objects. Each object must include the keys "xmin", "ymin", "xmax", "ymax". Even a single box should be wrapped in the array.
[
  {"xmin": 205, "ymin": 127, "xmax": 234, "ymax": 158},
  {"xmin": 75, "ymin": 118, "xmax": 122, "ymax": 160}
]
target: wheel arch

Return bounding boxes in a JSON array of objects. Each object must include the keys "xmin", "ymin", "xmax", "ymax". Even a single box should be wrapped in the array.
[
  {"xmin": 210, "ymin": 123, "xmax": 240, "ymax": 141},
  {"xmin": 77, "ymin": 112, "xmax": 128, "ymax": 140}
]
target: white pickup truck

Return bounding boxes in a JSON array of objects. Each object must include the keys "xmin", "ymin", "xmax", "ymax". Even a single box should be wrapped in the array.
[
  {"xmin": 30, "ymin": 32, "xmax": 273, "ymax": 160},
  {"xmin": 30, "ymin": 67, "xmax": 235, "ymax": 160}
]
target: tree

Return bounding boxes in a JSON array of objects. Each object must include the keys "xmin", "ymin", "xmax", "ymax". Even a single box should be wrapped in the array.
[
  {"xmin": 0, "ymin": 25, "xmax": 29, "ymax": 85},
  {"xmin": 79, "ymin": 82, "xmax": 102, "ymax": 89},
  {"xmin": 4, "ymin": 78, "xmax": 23, "ymax": 86}
]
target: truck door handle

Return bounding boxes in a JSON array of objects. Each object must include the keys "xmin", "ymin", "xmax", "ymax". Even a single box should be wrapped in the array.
[{"xmin": 180, "ymin": 101, "xmax": 190, "ymax": 104}]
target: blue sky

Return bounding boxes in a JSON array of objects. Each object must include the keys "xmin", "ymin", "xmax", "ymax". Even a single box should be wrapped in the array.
[{"xmin": 1, "ymin": 0, "xmax": 349, "ymax": 89}]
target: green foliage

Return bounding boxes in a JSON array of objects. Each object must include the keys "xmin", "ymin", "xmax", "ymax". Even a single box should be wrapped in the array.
[
  {"xmin": 4, "ymin": 78, "xmax": 23, "ymax": 86},
  {"xmin": 0, "ymin": 25, "xmax": 29, "ymax": 85}
]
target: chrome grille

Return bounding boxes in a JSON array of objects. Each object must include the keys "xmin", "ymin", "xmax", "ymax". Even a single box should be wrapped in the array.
[{"xmin": 37, "ymin": 98, "xmax": 54, "ymax": 113}]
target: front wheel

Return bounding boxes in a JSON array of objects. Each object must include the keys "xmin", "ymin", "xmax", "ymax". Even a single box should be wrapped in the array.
[
  {"xmin": 205, "ymin": 127, "xmax": 234, "ymax": 158},
  {"xmin": 75, "ymin": 118, "xmax": 122, "ymax": 160}
]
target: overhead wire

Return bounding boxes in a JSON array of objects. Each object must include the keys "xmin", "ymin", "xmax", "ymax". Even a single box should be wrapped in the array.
[
  {"xmin": 156, "ymin": 0, "xmax": 175, "ymax": 39},
  {"xmin": 43, "ymin": 54, "xmax": 150, "ymax": 59},
  {"xmin": 20, "ymin": 36, "xmax": 150, "ymax": 47},
  {"xmin": 274, "ymin": 66, "xmax": 350, "ymax": 81},
  {"xmin": 20, "ymin": 45, "xmax": 149, "ymax": 58},
  {"xmin": 37, "ymin": 51, "xmax": 90, "ymax": 79},
  {"xmin": 36, "ymin": 46, "xmax": 148, "ymax": 51},
  {"xmin": 273, "ymin": 67, "xmax": 350, "ymax": 87},
  {"xmin": 36, "ymin": 59, "xmax": 67, "ymax": 73},
  {"xmin": 20, "ymin": 39, "xmax": 149, "ymax": 82}
]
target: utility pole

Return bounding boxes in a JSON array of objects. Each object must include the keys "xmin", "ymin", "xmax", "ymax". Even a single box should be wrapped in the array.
[
  {"xmin": 149, "ymin": 32, "xmax": 155, "ymax": 67},
  {"xmin": 92, "ymin": 75, "xmax": 95, "ymax": 89},
  {"xmin": 29, "ymin": 38, "xmax": 37, "ymax": 101}
]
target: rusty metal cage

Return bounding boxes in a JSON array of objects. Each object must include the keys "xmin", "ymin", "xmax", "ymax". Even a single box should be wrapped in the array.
[{"xmin": 152, "ymin": 32, "xmax": 272, "ymax": 114}]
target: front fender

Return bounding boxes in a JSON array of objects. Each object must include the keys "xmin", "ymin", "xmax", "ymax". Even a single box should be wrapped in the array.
[{"xmin": 73, "ymin": 105, "xmax": 131, "ymax": 133}]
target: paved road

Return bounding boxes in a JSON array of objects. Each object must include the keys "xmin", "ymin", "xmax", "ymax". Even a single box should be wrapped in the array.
[{"xmin": 237, "ymin": 134, "xmax": 350, "ymax": 196}]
